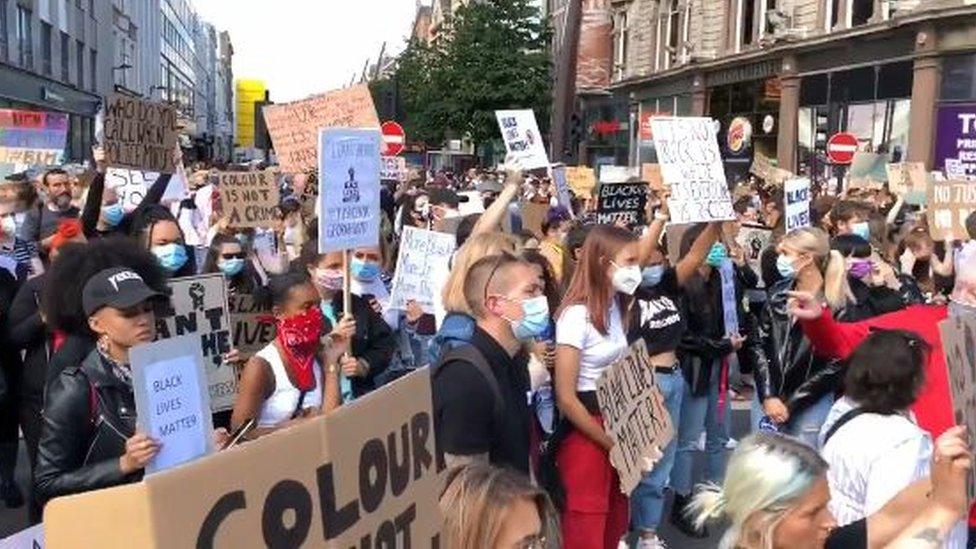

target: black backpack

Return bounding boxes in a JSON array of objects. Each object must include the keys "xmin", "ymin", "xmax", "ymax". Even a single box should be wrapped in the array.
[{"xmin": 431, "ymin": 344, "xmax": 506, "ymax": 432}]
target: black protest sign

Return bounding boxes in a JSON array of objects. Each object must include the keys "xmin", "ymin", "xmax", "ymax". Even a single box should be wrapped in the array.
[
  {"xmin": 228, "ymin": 293, "xmax": 275, "ymax": 356},
  {"xmin": 155, "ymin": 274, "xmax": 235, "ymax": 412},
  {"xmin": 218, "ymin": 170, "xmax": 280, "ymax": 228},
  {"xmin": 103, "ymin": 94, "xmax": 178, "ymax": 174},
  {"xmin": 596, "ymin": 182, "xmax": 648, "ymax": 226}
]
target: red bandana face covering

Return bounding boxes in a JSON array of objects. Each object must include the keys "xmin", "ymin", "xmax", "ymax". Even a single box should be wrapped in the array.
[{"xmin": 276, "ymin": 306, "xmax": 323, "ymax": 391}]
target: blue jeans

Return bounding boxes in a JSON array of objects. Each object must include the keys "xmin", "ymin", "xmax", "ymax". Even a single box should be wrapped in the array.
[
  {"xmin": 784, "ymin": 393, "xmax": 834, "ymax": 449},
  {"xmin": 670, "ymin": 361, "xmax": 730, "ymax": 496},
  {"xmin": 630, "ymin": 370, "xmax": 685, "ymax": 533}
]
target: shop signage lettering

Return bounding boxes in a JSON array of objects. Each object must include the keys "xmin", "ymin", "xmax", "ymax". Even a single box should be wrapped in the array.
[{"xmin": 935, "ymin": 103, "xmax": 976, "ymax": 180}]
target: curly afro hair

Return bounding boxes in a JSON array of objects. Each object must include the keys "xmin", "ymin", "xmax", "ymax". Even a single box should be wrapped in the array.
[{"xmin": 42, "ymin": 236, "xmax": 169, "ymax": 336}]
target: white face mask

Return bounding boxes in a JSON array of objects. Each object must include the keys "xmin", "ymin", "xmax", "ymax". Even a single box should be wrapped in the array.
[{"xmin": 610, "ymin": 261, "xmax": 641, "ymax": 295}]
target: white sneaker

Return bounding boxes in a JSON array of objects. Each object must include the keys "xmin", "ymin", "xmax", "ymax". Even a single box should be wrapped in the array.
[
  {"xmin": 637, "ymin": 535, "xmax": 668, "ymax": 549},
  {"xmin": 725, "ymin": 437, "xmax": 738, "ymax": 450},
  {"xmin": 617, "ymin": 539, "xmax": 630, "ymax": 549}
]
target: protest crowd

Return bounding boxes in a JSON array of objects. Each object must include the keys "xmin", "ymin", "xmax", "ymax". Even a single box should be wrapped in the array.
[{"xmin": 0, "ymin": 89, "xmax": 976, "ymax": 549}]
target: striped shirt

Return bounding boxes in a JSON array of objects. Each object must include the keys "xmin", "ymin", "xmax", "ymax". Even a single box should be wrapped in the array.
[{"xmin": 0, "ymin": 238, "xmax": 39, "ymax": 278}]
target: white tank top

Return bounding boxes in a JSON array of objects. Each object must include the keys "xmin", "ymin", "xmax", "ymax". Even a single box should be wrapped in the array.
[{"xmin": 256, "ymin": 343, "xmax": 323, "ymax": 428}]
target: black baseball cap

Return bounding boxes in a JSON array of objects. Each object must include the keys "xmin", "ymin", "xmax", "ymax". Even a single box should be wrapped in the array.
[
  {"xmin": 83, "ymin": 267, "xmax": 165, "ymax": 317},
  {"xmin": 427, "ymin": 187, "xmax": 469, "ymax": 208}
]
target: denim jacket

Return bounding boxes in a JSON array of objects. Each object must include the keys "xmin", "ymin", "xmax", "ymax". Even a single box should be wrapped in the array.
[{"xmin": 426, "ymin": 312, "xmax": 475, "ymax": 365}]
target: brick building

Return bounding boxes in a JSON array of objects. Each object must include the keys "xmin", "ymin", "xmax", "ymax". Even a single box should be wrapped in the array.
[{"xmin": 568, "ymin": 0, "xmax": 976, "ymax": 185}]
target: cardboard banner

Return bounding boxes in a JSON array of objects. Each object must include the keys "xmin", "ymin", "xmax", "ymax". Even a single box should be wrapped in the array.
[
  {"xmin": 44, "ymin": 369, "xmax": 443, "ymax": 548},
  {"xmin": 641, "ymin": 163, "xmax": 664, "ymax": 190},
  {"xmin": 736, "ymin": 225, "xmax": 772, "ymax": 289},
  {"xmin": 749, "ymin": 152, "xmax": 792, "ymax": 186},
  {"xmin": 380, "ymin": 156, "xmax": 407, "ymax": 181},
  {"xmin": 218, "ymin": 170, "xmax": 280, "ymax": 228},
  {"xmin": 599, "ymin": 165, "xmax": 638, "ymax": 184},
  {"xmin": 317, "ymin": 128, "xmax": 382, "ymax": 254},
  {"xmin": 131, "ymin": 334, "xmax": 214, "ymax": 475},
  {"xmin": 495, "ymin": 109, "xmax": 549, "ymax": 170},
  {"xmin": 596, "ymin": 181, "xmax": 647, "ymax": 226},
  {"xmin": 927, "ymin": 180, "xmax": 976, "ymax": 241},
  {"xmin": 565, "ymin": 166, "xmax": 596, "ymax": 198},
  {"xmin": 651, "ymin": 117, "xmax": 735, "ymax": 224},
  {"xmin": 521, "ymin": 202, "xmax": 549, "ymax": 239},
  {"xmin": 939, "ymin": 315, "xmax": 976, "ymax": 499},
  {"xmin": 105, "ymin": 168, "xmax": 161, "ymax": 213},
  {"xmin": 784, "ymin": 177, "xmax": 811, "ymax": 232},
  {"xmin": 262, "ymin": 84, "xmax": 380, "ymax": 174},
  {"xmin": 0, "ymin": 108, "xmax": 68, "ymax": 165},
  {"xmin": 155, "ymin": 274, "xmax": 235, "ymax": 412},
  {"xmin": 389, "ymin": 226, "xmax": 456, "ymax": 314},
  {"xmin": 296, "ymin": 173, "xmax": 319, "ymax": 218},
  {"xmin": 595, "ymin": 340, "xmax": 674, "ymax": 495},
  {"xmin": 228, "ymin": 293, "xmax": 275, "ymax": 357},
  {"xmin": 103, "ymin": 94, "xmax": 178, "ymax": 174}
]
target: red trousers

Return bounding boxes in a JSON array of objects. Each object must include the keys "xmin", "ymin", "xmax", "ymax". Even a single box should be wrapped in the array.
[{"xmin": 557, "ymin": 418, "xmax": 629, "ymax": 549}]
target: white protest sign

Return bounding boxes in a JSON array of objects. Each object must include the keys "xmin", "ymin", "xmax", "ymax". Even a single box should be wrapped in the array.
[
  {"xmin": 380, "ymin": 156, "xmax": 406, "ymax": 181},
  {"xmin": 1, "ymin": 523, "xmax": 44, "ymax": 548},
  {"xmin": 105, "ymin": 167, "xmax": 160, "ymax": 212},
  {"xmin": 595, "ymin": 340, "xmax": 674, "ymax": 494},
  {"xmin": 154, "ymin": 274, "xmax": 235, "ymax": 411},
  {"xmin": 131, "ymin": 334, "xmax": 214, "ymax": 475},
  {"xmin": 495, "ymin": 109, "xmax": 550, "ymax": 170},
  {"xmin": 317, "ymin": 128, "xmax": 381, "ymax": 254},
  {"xmin": 784, "ymin": 177, "xmax": 811, "ymax": 232},
  {"xmin": 551, "ymin": 164, "xmax": 574, "ymax": 212},
  {"xmin": 599, "ymin": 165, "xmax": 638, "ymax": 184},
  {"xmin": 389, "ymin": 226, "xmax": 456, "ymax": 314},
  {"xmin": 651, "ymin": 117, "xmax": 735, "ymax": 224}
]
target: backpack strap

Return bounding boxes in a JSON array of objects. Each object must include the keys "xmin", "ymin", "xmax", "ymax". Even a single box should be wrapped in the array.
[
  {"xmin": 822, "ymin": 407, "xmax": 868, "ymax": 447},
  {"xmin": 433, "ymin": 345, "xmax": 505, "ymax": 431}
]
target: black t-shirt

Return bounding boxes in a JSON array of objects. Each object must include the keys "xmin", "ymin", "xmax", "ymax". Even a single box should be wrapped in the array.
[
  {"xmin": 825, "ymin": 518, "xmax": 866, "ymax": 548},
  {"xmin": 630, "ymin": 267, "xmax": 687, "ymax": 356},
  {"xmin": 432, "ymin": 327, "xmax": 531, "ymax": 474}
]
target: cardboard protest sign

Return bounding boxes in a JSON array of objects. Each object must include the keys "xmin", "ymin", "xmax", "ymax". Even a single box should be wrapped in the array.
[
  {"xmin": 318, "ymin": 128, "xmax": 382, "ymax": 254},
  {"xmin": 565, "ymin": 166, "xmax": 596, "ymax": 198},
  {"xmin": 228, "ymin": 293, "xmax": 275, "ymax": 356},
  {"xmin": 389, "ymin": 226, "xmax": 456, "ymax": 314},
  {"xmin": 939, "ymin": 315, "xmax": 976, "ymax": 499},
  {"xmin": 784, "ymin": 177, "xmax": 811, "ymax": 232},
  {"xmin": 885, "ymin": 162, "xmax": 923, "ymax": 195},
  {"xmin": 105, "ymin": 168, "xmax": 161, "ymax": 213},
  {"xmin": 44, "ymin": 369, "xmax": 444, "ymax": 549},
  {"xmin": 749, "ymin": 152, "xmax": 792, "ymax": 186},
  {"xmin": 218, "ymin": 170, "xmax": 280, "ymax": 228},
  {"xmin": 495, "ymin": 109, "xmax": 550, "ymax": 170},
  {"xmin": 551, "ymin": 164, "xmax": 574, "ymax": 211},
  {"xmin": 641, "ymin": 163, "xmax": 664, "ymax": 190},
  {"xmin": 652, "ymin": 117, "xmax": 735, "ymax": 224},
  {"xmin": 848, "ymin": 151, "xmax": 887, "ymax": 189},
  {"xmin": 380, "ymin": 156, "xmax": 406, "ymax": 181},
  {"xmin": 262, "ymin": 84, "xmax": 380, "ymax": 174},
  {"xmin": 927, "ymin": 180, "xmax": 976, "ymax": 241},
  {"xmin": 0, "ymin": 109, "xmax": 68, "ymax": 165},
  {"xmin": 103, "ymin": 95, "xmax": 178, "ymax": 173},
  {"xmin": 131, "ymin": 334, "xmax": 214, "ymax": 474},
  {"xmin": 596, "ymin": 181, "xmax": 648, "ymax": 226},
  {"xmin": 155, "ymin": 274, "xmax": 235, "ymax": 412},
  {"xmin": 599, "ymin": 165, "xmax": 638, "ymax": 184},
  {"xmin": 1, "ymin": 523, "xmax": 44, "ymax": 547},
  {"xmin": 521, "ymin": 202, "xmax": 549, "ymax": 238},
  {"xmin": 296, "ymin": 172, "xmax": 319, "ymax": 218},
  {"xmin": 596, "ymin": 340, "xmax": 674, "ymax": 495},
  {"xmin": 736, "ymin": 225, "xmax": 772, "ymax": 289}
]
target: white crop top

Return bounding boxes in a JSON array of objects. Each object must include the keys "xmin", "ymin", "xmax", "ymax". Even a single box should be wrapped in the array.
[
  {"xmin": 556, "ymin": 301, "xmax": 629, "ymax": 391},
  {"xmin": 256, "ymin": 344, "xmax": 323, "ymax": 428}
]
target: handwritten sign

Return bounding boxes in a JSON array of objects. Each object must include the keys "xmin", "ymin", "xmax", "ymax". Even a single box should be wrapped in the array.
[
  {"xmin": 218, "ymin": 170, "xmax": 280, "ymax": 228},
  {"xmin": 131, "ymin": 334, "xmax": 214, "ymax": 475},
  {"xmin": 105, "ymin": 167, "xmax": 161, "ymax": 212},
  {"xmin": 155, "ymin": 274, "xmax": 235, "ymax": 412},
  {"xmin": 228, "ymin": 293, "xmax": 275, "ymax": 356},
  {"xmin": 749, "ymin": 152, "xmax": 792, "ymax": 186},
  {"xmin": 495, "ymin": 109, "xmax": 549, "ymax": 170},
  {"xmin": 652, "ymin": 117, "xmax": 735, "ymax": 224},
  {"xmin": 318, "ymin": 128, "xmax": 382, "ymax": 253},
  {"xmin": 551, "ymin": 164, "xmax": 574, "ymax": 211},
  {"xmin": 103, "ymin": 95, "xmax": 178, "ymax": 173},
  {"xmin": 736, "ymin": 225, "xmax": 772, "ymax": 289},
  {"xmin": 564, "ymin": 166, "xmax": 596, "ymax": 198},
  {"xmin": 927, "ymin": 180, "xmax": 976, "ymax": 241},
  {"xmin": 718, "ymin": 259, "xmax": 739, "ymax": 337},
  {"xmin": 0, "ymin": 109, "xmax": 68, "ymax": 166},
  {"xmin": 599, "ymin": 165, "xmax": 638, "ymax": 184},
  {"xmin": 380, "ymin": 156, "xmax": 407, "ymax": 181},
  {"xmin": 939, "ymin": 315, "xmax": 976, "ymax": 499},
  {"xmin": 784, "ymin": 177, "xmax": 811, "ymax": 232},
  {"xmin": 596, "ymin": 181, "xmax": 647, "ymax": 226},
  {"xmin": 389, "ymin": 226, "xmax": 456, "ymax": 314},
  {"xmin": 595, "ymin": 340, "xmax": 674, "ymax": 494},
  {"xmin": 262, "ymin": 84, "xmax": 380, "ymax": 173}
]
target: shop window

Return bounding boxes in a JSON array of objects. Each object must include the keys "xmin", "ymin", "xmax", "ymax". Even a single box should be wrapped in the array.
[
  {"xmin": 16, "ymin": 6, "xmax": 32, "ymax": 69},
  {"xmin": 801, "ymin": 73, "xmax": 829, "ymax": 106},
  {"xmin": 941, "ymin": 54, "xmax": 976, "ymax": 102}
]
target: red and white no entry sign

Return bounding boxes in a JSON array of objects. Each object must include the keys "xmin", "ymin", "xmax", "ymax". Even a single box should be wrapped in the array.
[
  {"xmin": 826, "ymin": 132, "xmax": 858, "ymax": 165},
  {"xmin": 381, "ymin": 121, "xmax": 405, "ymax": 156}
]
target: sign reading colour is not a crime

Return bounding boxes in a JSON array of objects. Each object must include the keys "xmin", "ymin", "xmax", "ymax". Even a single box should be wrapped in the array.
[{"xmin": 318, "ymin": 128, "xmax": 381, "ymax": 254}]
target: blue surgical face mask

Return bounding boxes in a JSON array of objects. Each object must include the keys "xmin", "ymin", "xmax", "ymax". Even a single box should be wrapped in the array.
[
  {"xmin": 508, "ymin": 295, "xmax": 550, "ymax": 341},
  {"xmin": 102, "ymin": 203, "xmax": 124, "ymax": 227},
  {"xmin": 350, "ymin": 257, "xmax": 381, "ymax": 282},
  {"xmin": 706, "ymin": 243, "xmax": 728, "ymax": 267},
  {"xmin": 218, "ymin": 257, "xmax": 245, "ymax": 277},
  {"xmin": 641, "ymin": 264, "xmax": 666, "ymax": 288},
  {"xmin": 152, "ymin": 243, "xmax": 188, "ymax": 273},
  {"xmin": 851, "ymin": 221, "xmax": 871, "ymax": 241},
  {"xmin": 776, "ymin": 254, "xmax": 796, "ymax": 279}
]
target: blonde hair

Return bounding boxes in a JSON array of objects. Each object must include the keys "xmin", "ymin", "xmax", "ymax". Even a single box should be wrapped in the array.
[
  {"xmin": 442, "ymin": 232, "xmax": 518, "ymax": 315},
  {"xmin": 689, "ymin": 433, "xmax": 827, "ymax": 549},
  {"xmin": 439, "ymin": 464, "xmax": 558, "ymax": 549},
  {"xmin": 780, "ymin": 227, "xmax": 848, "ymax": 310}
]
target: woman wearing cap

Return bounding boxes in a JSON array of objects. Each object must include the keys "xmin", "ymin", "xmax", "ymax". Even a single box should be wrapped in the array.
[
  {"xmin": 34, "ymin": 267, "xmax": 167, "ymax": 506},
  {"xmin": 539, "ymin": 206, "xmax": 573, "ymax": 287}
]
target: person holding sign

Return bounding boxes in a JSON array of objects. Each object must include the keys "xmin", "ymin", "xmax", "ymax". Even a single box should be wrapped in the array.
[
  {"xmin": 231, "ymin": 273, "xmax": 342, "ymax": 435},
  {"xmin": 80, "ymin": 147, "xmax": 174, "ymax": 240},
  {"xmin": 34, "ymin": 268, "xmax": 167, "ymax": 507}
]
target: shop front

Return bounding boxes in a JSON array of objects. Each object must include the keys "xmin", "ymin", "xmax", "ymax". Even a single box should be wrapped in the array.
[
  {"xmin": 633, "ymin": 75, "xmax": 696, "ymax": 167},
  {"xmin": 934, "ymin": 52, "xmax": 976, "ymax": 179},
  {"xmin": 578, "ymin": 94, "xmax": 630, "ymax": 170}
]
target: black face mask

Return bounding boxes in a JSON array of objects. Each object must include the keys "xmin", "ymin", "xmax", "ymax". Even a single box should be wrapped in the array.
[{"xmin": 482, "ymin": 197, "xmax": 496, "ymax": 209}]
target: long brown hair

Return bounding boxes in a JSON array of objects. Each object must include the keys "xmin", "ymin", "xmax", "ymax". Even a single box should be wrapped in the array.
[{"xmin": 559, "ymin": 224, "xmax": 637, "ymax": 335}]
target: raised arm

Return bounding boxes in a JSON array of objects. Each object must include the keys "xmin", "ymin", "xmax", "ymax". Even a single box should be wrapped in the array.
[
  {"xmin": 637, "ymin": 191, "xmax": 669, "ymax": 266},
  {"xmin": 675, "ymin": 223, "xmax": 721, "ymax": 288},
  {"xmin": 470, "ymin": 168, "xmax": 522, "ymax": 238}
]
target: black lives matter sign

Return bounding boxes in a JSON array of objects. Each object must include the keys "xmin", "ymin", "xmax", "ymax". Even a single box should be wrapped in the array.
[
  {"xmin": 596, "ymin": 182, "xmax": 648, "ymax": 226},
  {"xmin": 103, "ymin": 94, "xmax": 178, "ymax": 174}
]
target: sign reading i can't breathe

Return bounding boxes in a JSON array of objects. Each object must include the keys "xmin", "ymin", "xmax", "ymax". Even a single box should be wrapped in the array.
[
  {"xmin": 317, "ymin": 128, "xmax": 382, "ymax": 254},
  {"xmin": 218, "ymin": 169, "xmax": 280, "ymax": 228},
  {"xmin": 651, "ymin": 117, "xmax": 735, "ymax": 224},
  {"xmin": 103, "ymin": 94, "xmax": 178, "ymax": 174}
]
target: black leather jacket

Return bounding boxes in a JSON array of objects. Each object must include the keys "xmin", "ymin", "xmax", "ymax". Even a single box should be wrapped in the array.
[
  {"xmin": 755, "ymin": 279, "xmax": 844, "ymax": 415},
  {"xmin": 34, "ymin": 349, "xmax": 140, "ymax": 507}
]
